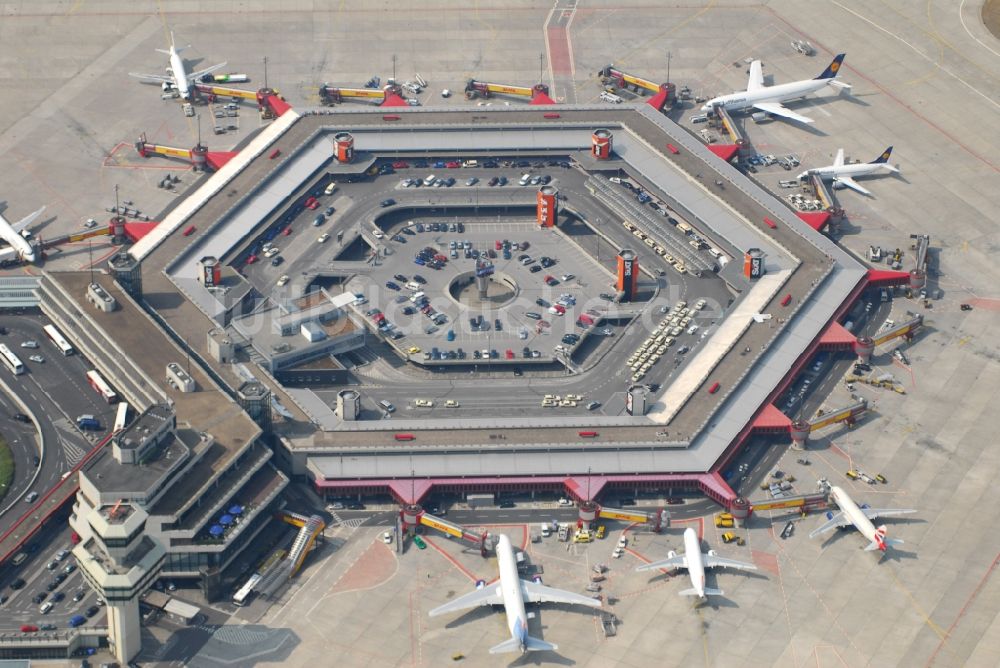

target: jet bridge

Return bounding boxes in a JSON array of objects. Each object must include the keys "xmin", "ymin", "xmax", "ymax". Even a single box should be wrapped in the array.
[
  {"xmin": 464, "ymin": 79, "xmax": 555, "ymax": 104},
  {"xmin": 401, "ymin": 507, "xmax": 491, "ymax": 556},
  {"xmin": 853, "ymin": 315, "xmax": 923, "ymax": 362},
  {"xmin": 319, "ymin": 83, "xmax": 409, "ymax": 107},
  {"xmin": 789, "ymin": 399, "xmax": 868, "ymax": 449},
  {"xmin": 598, "ymin": 65, "xmax": 675, "ymax": 111},
  {"xmin": 134, "ymin": 133, "xmax": 238, "ymax": 171},
  {"xmin": 584, "ymin": 503, "xmax": 669, "ymax": 533}
]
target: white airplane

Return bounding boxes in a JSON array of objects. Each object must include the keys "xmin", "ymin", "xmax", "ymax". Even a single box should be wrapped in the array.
[
  {"xmin": 797, "ymin": 146, "xmax": 899, "ymax": 196},
  {"xmin": 428, "ymin": 533, "xmax": 601, "ymax": 654},
  {"xmin": 0, "ymin": 203, "xmax": 45, "ymax": 264},
  {"xmin": 128, "ymin": 31, "xmax": 227, "ymax": 101},
  {"xmin": 702, "ymin": 53, "xmax": 849, "ymax": 124},
  {"xmin": 636, "ymin": 527, "xmax": 756, "ymax": 598},
  {"xmin": 809, "ymin": 485, "xmax": 916, "ymax": 552}
]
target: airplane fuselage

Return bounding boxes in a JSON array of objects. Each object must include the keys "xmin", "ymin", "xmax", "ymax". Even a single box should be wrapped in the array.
[
  {"xmin": 0, "ymin": 213, "xmax": 36, "ymax": 263},
  {"xmin": 682, "ymin": 528, "xmax": 707, "ymax": 598},
  {"xmin": 800, "ymin": 162, "xmax": 894, "ymax": 181},
  {"xmin": 168, "ymin": 46, "xmax": 191, "ymax": 100},
  {"xmin": 495, "ymin": 534, "xmax": 529, "ymax": 652},
  {"xmin": 703, "ymin": 79, "xmax": 832, "ymax": 114},
  {"xmin": 829, "ymin": 486, "xmax": 879, "ymax": 546}
]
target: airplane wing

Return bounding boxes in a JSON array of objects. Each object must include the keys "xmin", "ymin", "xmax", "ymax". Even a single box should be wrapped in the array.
[
  {"xmin": 186, "ymin": 61, "xmax": 228, "ymax": 84},
  {"xmin": 833, "ymin": 148, "xmax": 845, "ymax": 167},
  {"xmin": 863, "ymin": 508, "xmax": 918, "ymax": 521},
  {"xmin": 635, "ymin": 554, "xmax": 687, "ymax": 572},
  {"xmin": 520, "ymin": 579, "xmax": 603, "ymax": 608},
  {"xmin": 808, "ymin": 511, "xmax": 852, "ymax": 538},
  {"xmin": 10, "ymin": 206, "xmax": 45, "ymax": 233},
  {"xmin": 704, "ymin": 554, "xmax": 757, "ymax": 572},
  {"xmin": 833, "ymin": 176, "xmax": 871, "ymax": 196},
  {"xmin": 752, "ymin": 102, "xmax": 815, "ymax": 124},
  {"xmin": 428, "ymin": 584, "xmax": 504, "ymax": 617},
  {"xmin": 128, "ymin": 71, "xmax": 174, "ymax": 84},
  {"xmin": 747, "ymin": 60, "xmax": 765, "ymax": 92}
]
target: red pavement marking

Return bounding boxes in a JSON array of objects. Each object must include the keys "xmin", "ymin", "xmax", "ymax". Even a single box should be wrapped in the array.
[
  {"xmin": 546, "ymin": 26, "xmax": 572, "ymax": 76},
  {"xmin": 925, "ymin": 550, "xmax": 1000, "ymax": 667},
  {"xmin": 968, "ymin": 298, "xmax": 1000, "ymax": 311},
  {"xmin": 329, "ymin": 541, "xmax": 396, "ymax": 594},
  {"xmin": 424, "ymin": 536, "xmax": 480, "ymax": 583},
  {"xmin": 751, "ymin": 549, "xmax": 780, "ymax": 577}
]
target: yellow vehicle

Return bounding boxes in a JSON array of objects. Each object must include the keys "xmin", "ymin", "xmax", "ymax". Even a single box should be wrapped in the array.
[
  {"xmin": 846, "ymin": 470, "xmax": 860, "ymax": 480},
  {"xmin": 595, "ymin": 525, "xmax": 606, "ymax": 539},
  {"xmin": 444, "ymin": 399, "xmax": 460, "ymax": 408},
  {"xmin": 721, "ymin": 532, "xmax": 745, "ymax": 546},
  {"xmin": 714, "ymin": 513, "xmax": 734, "ymax": 528},
  {"xmin": 407, "ymin": 346, "xmax": 421, "ymax": 354},
  {"xmin": 573, "ymin": 529, "xmax": 593, "ymax": 543}
]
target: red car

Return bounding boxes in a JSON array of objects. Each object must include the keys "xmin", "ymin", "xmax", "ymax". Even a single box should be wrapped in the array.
[
  {"xmin": 392, "ymin": 160, "xmax": 409, "ymax": 169},
  {"xmin": 434, "ymin": 254, "xmax": 447, "ymax": 263},
  {"xmin": 246, "ymin": 255, "xmax": 258, "ymax": 265},
  {"xmin": 304, "ymin": 196, "xmax": 317, "ymax": 209},
  {"xmin": 495, "ymin": 239, "xmax": 502, "ymax": 250},
  {"xmin": 445, "ymin": 161, "xmax": 461, "ymax": 168},
  {"xmin": 20, "ymin": 625, "xmax": 38, "ymax": 633},
  {"xmin": 544, "ymin": 275, "xmax": 559, "ymax": 286},
  {"xmin": 505, "ymin": 349, "xmax": 515, "ymax": 360},
  {"xmin": 282, "ymin": 227, "xmax": 292, "ymax": 236}
]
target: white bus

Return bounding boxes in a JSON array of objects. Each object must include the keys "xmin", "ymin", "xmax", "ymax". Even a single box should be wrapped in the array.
[
  {"xmin": 233, "ymin": 573, "xmax": 262, "ymax": 606},
  {"xmin": 86, "ymin": 369, "xmax": 118, "ymax": 404},
  {"xmin": 113, "ymin": 402, "xmax": 129, "ymax": 433},
  {"xmin": 42, "ymin": 324, "xmax": 74, "ymax": 356},
  {"xmin": 0, "ymin": 344, "xmax": 25, "ymax": 375}
]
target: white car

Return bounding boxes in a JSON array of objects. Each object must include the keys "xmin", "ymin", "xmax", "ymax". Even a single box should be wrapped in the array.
[
  {"xmin": 372, "ymin": 230, "xmax": 384, "ymax": 239},
  {"xmin": 558, "ymin": 498, "xmax": 573, "ymax": 506},
  {"xmin": 444, "ymin": 399, "xmax": 460, "ymax": 408},
  {"xmin": 28, "ymin": 355, "xmax": 44, "ymax": 363},
  {"xmin": 263, "ymin": 247, "xmax": 280, "ymax": 258},
  {"xmin": 414, "ymin": 399, "xmax": 434, "ymax": 408},
  {"xmin": 317, "ymin": 233, "xmax": 330, "ymax": 243},
  {"xmin": 382, "ymin": 531, "xmax": 393, "ymax": 544},
  {"xmin": 441, "ymin": 89, "xmax": 451, "ymax": 98},
  {"xmin": 276, "ymin": 275, "xmax": 290, "ymax": 287},
  {"xmin": 560, "ymin": 274, "xmax": 575, "ymax": 282},
  {"xmin": 20, "ymin": 341, "xmax": 38, "ymax": 349},
  {"xmin": 612, "ymin": 547, "xmax": 624, "ymax": 559}
]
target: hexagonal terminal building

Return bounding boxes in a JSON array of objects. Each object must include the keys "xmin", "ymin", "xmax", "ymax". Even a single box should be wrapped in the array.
[{"xmin": 73, "ymin": 502, "xmax": 166, "ymax": 665}]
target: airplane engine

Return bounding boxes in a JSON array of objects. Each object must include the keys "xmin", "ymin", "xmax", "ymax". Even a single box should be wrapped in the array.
[
  {"xmin": 475, "ymin": 579, "xmax": 486, "ymax": 590},
  {"xmin": 826, "ymin": 510, "xmax": 834, "ymax": 520},
  {"xmin": 832, "ymin": 181, "xmax": 847, "ymax": 190},
  {"xmin": 667, "ymin": 550, "xmax": 677, "ymax": 559},
  {"xmin": 708, "ymin": 549, "xmax": 718, "ymax": 557},
  {"xmin": 861, "ymin": 503, "xmax": 870, "ymax": 510},
  {"xmin": 532, "ymin": 575, "xmax": 543, "ymax": 584}
]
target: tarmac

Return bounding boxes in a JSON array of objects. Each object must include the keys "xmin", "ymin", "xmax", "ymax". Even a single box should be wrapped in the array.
[{"xmin": 0, "ymin": 1, "xmax": 998, "ymax": 666}]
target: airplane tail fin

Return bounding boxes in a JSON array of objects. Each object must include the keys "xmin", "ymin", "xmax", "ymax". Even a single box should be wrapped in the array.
[
  {"xmin": 815, "ymin": 53, "xmax": 846, "ymax": 80},
  {"xmin": 488, "ymin": 635, "xmax": 556, "ymax": 654},
  {"xmin": 865, "ymin": 525, "xmax": 903, "ymax": 552},
  {"xmin": 871, "ymin": 147, "xmax": 900, "ymax": 172},
  {"xmin": 157, "ymin": 31, "xmax": 186, "ymax": 54}
]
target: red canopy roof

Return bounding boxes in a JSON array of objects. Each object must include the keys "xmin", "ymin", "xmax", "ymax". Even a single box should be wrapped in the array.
[
  {"xmin": 867, "ymin": 269, "xmax": 911, "ymax": 287},
  {"xmin": 819, "ymin": 321, "xmax": 857, "ymax": 347},
  {"xmin": 707, "ymin": 144, "xmax": 739, "ymax": 162},
  {"xmin": 381, "ymin": 92, "xmax": 409, "ymax": 107},
  {"xmin": 753, "ymin": 404, "xmax": 793, "ymax": 431},
  {"xmin": 529, "ymin": 91, "xmax": 556, "ymax": 105},
  {"xmin": 796, "ymin": 211, "xmax": 831, "ymax": 231}
]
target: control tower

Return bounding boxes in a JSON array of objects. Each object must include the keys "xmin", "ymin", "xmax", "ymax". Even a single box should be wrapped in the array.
[{"xmin": 74, "ymin": 502, "xmax": 166, "ymax": 665}]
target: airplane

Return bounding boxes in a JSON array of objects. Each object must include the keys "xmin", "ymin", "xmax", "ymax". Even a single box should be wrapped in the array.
[
  {"xmin": 636, "ymin": 527, "xmax": 756, "ymax": 598},
  {"xmin": 128, "ymin": 31, "xmax": 227, "ymax": 101},
  {"xmin": 797, "ymin": 146, "xmax": 900, "ymax": 196},
  {"xmin": 0, "ymin": 203, "xmax": 45, "ymax": 264},
  {"xmin": 809, "ymin": 485, "xmax": 917, "ymax": 552},
  {"xmin": 428, "ymin": 533, "xmax": 601, "ymax": 654},
  {"xmin": 701, "ymin": 53, "xmax": 850, "ymax": 124}
]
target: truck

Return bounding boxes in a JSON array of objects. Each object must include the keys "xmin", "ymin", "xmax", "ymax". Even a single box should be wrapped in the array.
[
  {"xmin": 714, "ymin": 512, "xmax": 734, "ymax": 528},
  {"xmin": 557, "ymin": 524, "xmax": 569, "ymax": 542},
  {"xmin": 467, "ymin": 493, "xmax": 495, "ymax": 509}
]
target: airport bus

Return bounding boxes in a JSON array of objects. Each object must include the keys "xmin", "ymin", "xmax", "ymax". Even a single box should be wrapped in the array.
[
  {"xmin": 232, "ymin": 573, "xmax": 262, "ymax": 607},
  {"xmin": 0, "ymin": 344, "xmax": 25, "ymax": 375},
  {"xmin": 86, "ymin": 369, "xmax": 118, "ymax": 403},
  {"xmin": 113, "ymin": 402, "xmax": 129, "ymax": 433},
  {"xmin": 42, "ymin": 324, "xmax": 74, "ymax": 356}
]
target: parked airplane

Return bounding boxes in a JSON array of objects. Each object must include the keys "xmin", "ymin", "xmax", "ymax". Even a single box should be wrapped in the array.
[
  {"xmin": 809, "ymin": 485, "xmax": 916, "ymax": 552},
  {"xmin": 0, "ymin": 203, "xmax": 45, "ymax": 263},
  {"xmin": 128, "ymin": 32, "xmax": 227, "ymax": 100},
  {"xmin": 797, "ymin": 147, "xmax": 899, "ymax": 196},
  {"xmin": 428, "ymin": 533, "xmax": 601, "ymax": 654},
  {"xmin": 702, "ymin": 54, "xmax": 849, "ymax": 124},
  {"xmin": 636, "ymin": 527, "xmax": 756, "ymax": 598}
]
